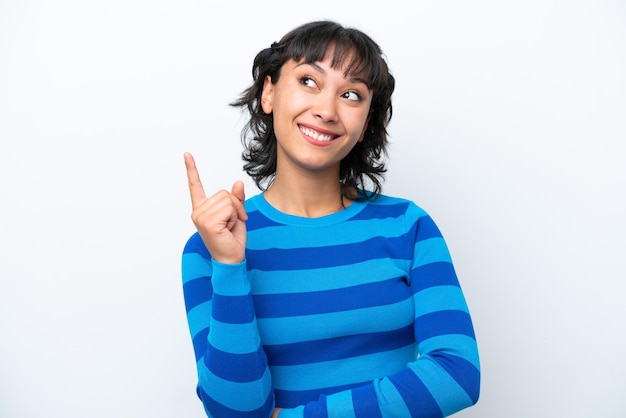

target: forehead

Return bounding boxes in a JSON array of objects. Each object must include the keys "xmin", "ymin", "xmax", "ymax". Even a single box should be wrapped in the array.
[
  {"xmin": 299, "ymin": 45, "xmax": 371, "ymax": 84},
  {"xmin": 290, "ymin": 57, "xmax": 370, "ymax": 87}
]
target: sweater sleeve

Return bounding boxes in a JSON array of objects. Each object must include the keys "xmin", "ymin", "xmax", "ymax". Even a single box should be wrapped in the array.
[
  {"xmin": 182, "ymin": 232, "xmax": 275, "ymax": 417},
  {"xmin": 278, "ymin": 207, "xmax": 481, "ymax": 418}
]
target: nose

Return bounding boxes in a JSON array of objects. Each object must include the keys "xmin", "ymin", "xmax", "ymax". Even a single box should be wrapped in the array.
[{"xmin": 312, "ymin": 92, "xmax": 338, "ymax": 123}]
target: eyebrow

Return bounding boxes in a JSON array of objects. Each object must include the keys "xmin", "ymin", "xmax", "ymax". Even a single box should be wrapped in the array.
[{"xmin": 297, "ymin": 61, "xmax": 370, "ymax": 87}]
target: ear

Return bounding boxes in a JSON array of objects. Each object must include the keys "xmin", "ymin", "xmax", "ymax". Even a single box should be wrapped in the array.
[
  {"xmin": 261, "ymin": 75, "xmax": 274, "ymax": 114},
  {"xmin": 358, "ymin": 110, "xmax": 373, "ymax": 143}
]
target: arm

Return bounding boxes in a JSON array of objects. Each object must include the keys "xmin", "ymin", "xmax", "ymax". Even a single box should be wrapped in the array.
[
  {"xmin": 182, "ymin": 234, "xmax": 275, "ymax": 417},
  {"xmin": 276, "ymin": 208, "xmax": 480, "ymax": 417},
  {"xmin": 182, "ymin": 153, "xmax": 275, "ymax": 416}
]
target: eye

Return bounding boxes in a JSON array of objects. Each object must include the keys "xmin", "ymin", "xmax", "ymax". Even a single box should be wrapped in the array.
[
  {"xmin": 342, "ymin": 91, "xmax": 362, "ymax": 102},
  {"xmin": 299, "ymin": 76, "xmax": 318, "ymax": 89}
]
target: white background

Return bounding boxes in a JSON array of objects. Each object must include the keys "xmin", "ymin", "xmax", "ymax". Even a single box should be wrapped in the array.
[{"xmin": 1, "ymin": 1, "xmax": 624, "ymax": 417}]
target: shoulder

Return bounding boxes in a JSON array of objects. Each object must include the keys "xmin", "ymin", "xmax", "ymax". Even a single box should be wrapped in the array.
[
  {"xmin": 182, "ymin": 231, "xmax": 210, "ymax": 259},
  {"xmin": 243, "ymin": 193, "xmax": 264, "ymax": 212},
  {"xmin": 359, "ymin": 193, "xmax": 447, "ymax": 241},
  {"xmin": 357, "ymin": 192, "xmax": 430, "ymax": 220}
]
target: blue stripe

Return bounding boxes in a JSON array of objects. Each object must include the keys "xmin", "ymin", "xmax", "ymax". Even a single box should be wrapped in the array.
[
  {"xmin": 432, "ymin": 354, "xmax": 480, "ymax": 404},
  {"xmin": 186, "ymin": 301, "xmax": 211, "ymax": 339},
  {"xmin": 181, "ymin": 252, "xmax": 212, "ymax": 283},
  {"xmin": 197, "ymin": 363, "xmax": 273, "ymax": 412},
  {"xmin": 372, "ymin": 378, "xmax": 411, "ymax": 415},
  {"xmin": 198, "ymin": 385, "xmax": 274, "ymax": 416},
  {"xmin": 183, "ymin": 277, "xmax": 212, "ymax": 312},
  {"xmin": 349, "ymin": 201, "xmax": 410, "ymax": 221},
  {"xmin": 415, "ymin": 310, "xmax": 476, "ymax": 341},
  {"xmin": 249, "ymin": 258, "xmax": 410, "ymax": 295},
  {"xmin": 410, "ymin": 358, "xmax": 472, "ymax": 416},
  {"xmin": 411, "ymin": 262, "xmax": 459, "ymax": 292},
  {"xmin": 351, "ymin": 383, "xmax": 383, "ymax": 417},
  {"xmin": 412, "ymin": 237, "xmax": 452, "ymax": 268},
  {"xmin": 204, "ymin": 345, "xmax": 267, "ymax": 382},
  {"xmin": 182, "ymin": 232, "xmax": 210, "ymax": 258},
  {"xmin": 413, "ymin": 286, "xmax": 469, "ymax": 318},
  {"xmin": 327, "ymin": 389, "xmax": 356, "ymax": 418},
  {"xmin": 388, "ymin": 368, "xmax": 442, "ymax": 417},
  {"xmin": 191, "ymin": 328, "xmax": 209, "ymax": 361},
  {"xmin": 253, "ymin": 277, "xmax": 411, "ymax": 318},
  {"xmin": 247, "ymin": 235, "xmax": 413, "ymax": 271},
  {"xmin": 264, "ymin": 324, "xmax": 414, "ymax": 365},
  {"xmin": 211, "ymin": 294, "xmax": 255, "ymax": 324},
  {"xmin": 414, "ymin": 215, "xmax": 443, "ymax": 242},
  {"xmin": 420, "ymin": 334, "xmax": 480, "ymax": 370},
  {"xmin": 246, "ymin": 215, "xmax": 409, "ymax": 250},
  {"xmin": 208, "ymin": 320, "xmax": 262, "ymax": 354},
  {"xmin": 245, "ymin": 209, "xmax": 283, "ymax": 231},
  {"xmin": 210, "ymin": 261, "xmax": 250, "ymax": 296},
  {"xmin": 275, "ymin": 383, "xmax": 359, "ymax": 409},
  {"xmin": 270, "ymin": 345, "xmax": 416, "ymax": 391},
  {"xmin": 304, "ymin": 398, "xmax": 329, "ymax": 418},
  {"xmin": 257, "ymin": 298, "xmax": 414, "ymax": 345}
]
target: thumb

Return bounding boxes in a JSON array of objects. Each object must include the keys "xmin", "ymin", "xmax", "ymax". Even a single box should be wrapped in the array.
[
  {"xmin": 231, "ymin": 180, "xmax": 245, "ymax": 203},
  {"xmin": 231, "ymin": 180, "xmax": 247, "ymax": 222}
]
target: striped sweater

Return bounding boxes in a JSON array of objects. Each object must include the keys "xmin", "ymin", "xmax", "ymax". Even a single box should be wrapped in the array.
[{"xmin": 182, "ymin": 193, "xmax": 480, "ymax": 417}]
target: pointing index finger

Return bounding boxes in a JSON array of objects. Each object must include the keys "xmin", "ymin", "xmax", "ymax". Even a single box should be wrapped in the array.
[{"xmin": 184, "ymin": 152, "xmax": 207, "ymax": 208}]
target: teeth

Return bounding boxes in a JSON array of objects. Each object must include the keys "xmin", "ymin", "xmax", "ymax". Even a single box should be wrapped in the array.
[{"xmin": 300, "ymin": 126, "xmax": 334, "ymax": 142}]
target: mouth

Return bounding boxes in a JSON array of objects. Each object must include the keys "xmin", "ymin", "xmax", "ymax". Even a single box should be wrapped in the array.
[{"xmin": 299, "ymin": 125, "xmax": 338, "ymax": 143}]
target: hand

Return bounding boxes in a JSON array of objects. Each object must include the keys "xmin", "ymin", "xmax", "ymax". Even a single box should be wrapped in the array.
[
  {"xmin": 184, "ymin": 152, "xmax": 247, "ymax": 264},
  {"xmin": 271, "ymin": 408, "xmax": 282, "ymax": 418}
]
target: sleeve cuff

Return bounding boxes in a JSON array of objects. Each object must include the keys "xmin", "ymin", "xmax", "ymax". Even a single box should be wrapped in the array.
[{"xmin": 211, "ymin": 258, "xmax": 250, "ymax": 296}]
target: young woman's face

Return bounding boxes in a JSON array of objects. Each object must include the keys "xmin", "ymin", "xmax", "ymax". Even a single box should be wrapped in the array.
[{"xmin": 261, "ymin": 53, "xmax": 372, "ymax": 178}]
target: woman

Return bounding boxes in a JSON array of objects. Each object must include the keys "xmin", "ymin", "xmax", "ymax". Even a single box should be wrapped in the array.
[{"xmin": 182, "ymin": 20, "xmax": 480, "ymax": 417}]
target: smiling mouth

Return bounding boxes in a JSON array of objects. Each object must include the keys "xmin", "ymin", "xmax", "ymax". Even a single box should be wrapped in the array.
[{"xmin": 299, "ymin": 125, "xmax": 337, "ymax": 142}]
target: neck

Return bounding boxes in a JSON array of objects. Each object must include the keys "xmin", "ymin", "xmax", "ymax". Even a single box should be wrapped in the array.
[{"xmin": 264, "ymin": 171, "xmax": 352, "ymax": 218}]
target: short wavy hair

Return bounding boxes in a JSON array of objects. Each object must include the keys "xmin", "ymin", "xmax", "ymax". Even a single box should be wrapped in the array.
[{"xmin": 231, "ymin": 20, "xmax": 395, "ymax": 200}]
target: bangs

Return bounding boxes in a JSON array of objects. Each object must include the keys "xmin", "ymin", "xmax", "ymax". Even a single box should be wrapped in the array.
[{"xmin": 278, "ymin": 23, "xmax": 387, "ymax": 91}]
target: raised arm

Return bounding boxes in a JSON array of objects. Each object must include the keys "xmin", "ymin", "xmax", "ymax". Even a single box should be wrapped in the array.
[{"xmin": 182, "ymin": 153, "xmax": 275, "ymax": 417}]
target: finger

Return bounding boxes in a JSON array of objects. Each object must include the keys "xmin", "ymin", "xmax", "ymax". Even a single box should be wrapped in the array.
[
  {"xmin": 184, "ymin": 152, "xmax": 207, "ymax": 208},
  {"xmin": 230, "ymin": 180, "xmax": 248, "ymax": 221},
  {"xmin": 231, "ymin": 180, "xmax": 245, "ymax": 203}
]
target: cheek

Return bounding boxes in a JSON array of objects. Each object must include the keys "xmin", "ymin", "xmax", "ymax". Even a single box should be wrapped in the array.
[
  {"xmin": 272, "ymin": 95, "xmax": 310, "ymax": 129},
  {"xmin": 277, "ymin": 89, "xmax": 308, "ymax": 111},
  {"xmin": 348, "ymin": 112, "xmax": 371, "ymax": 138}
]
